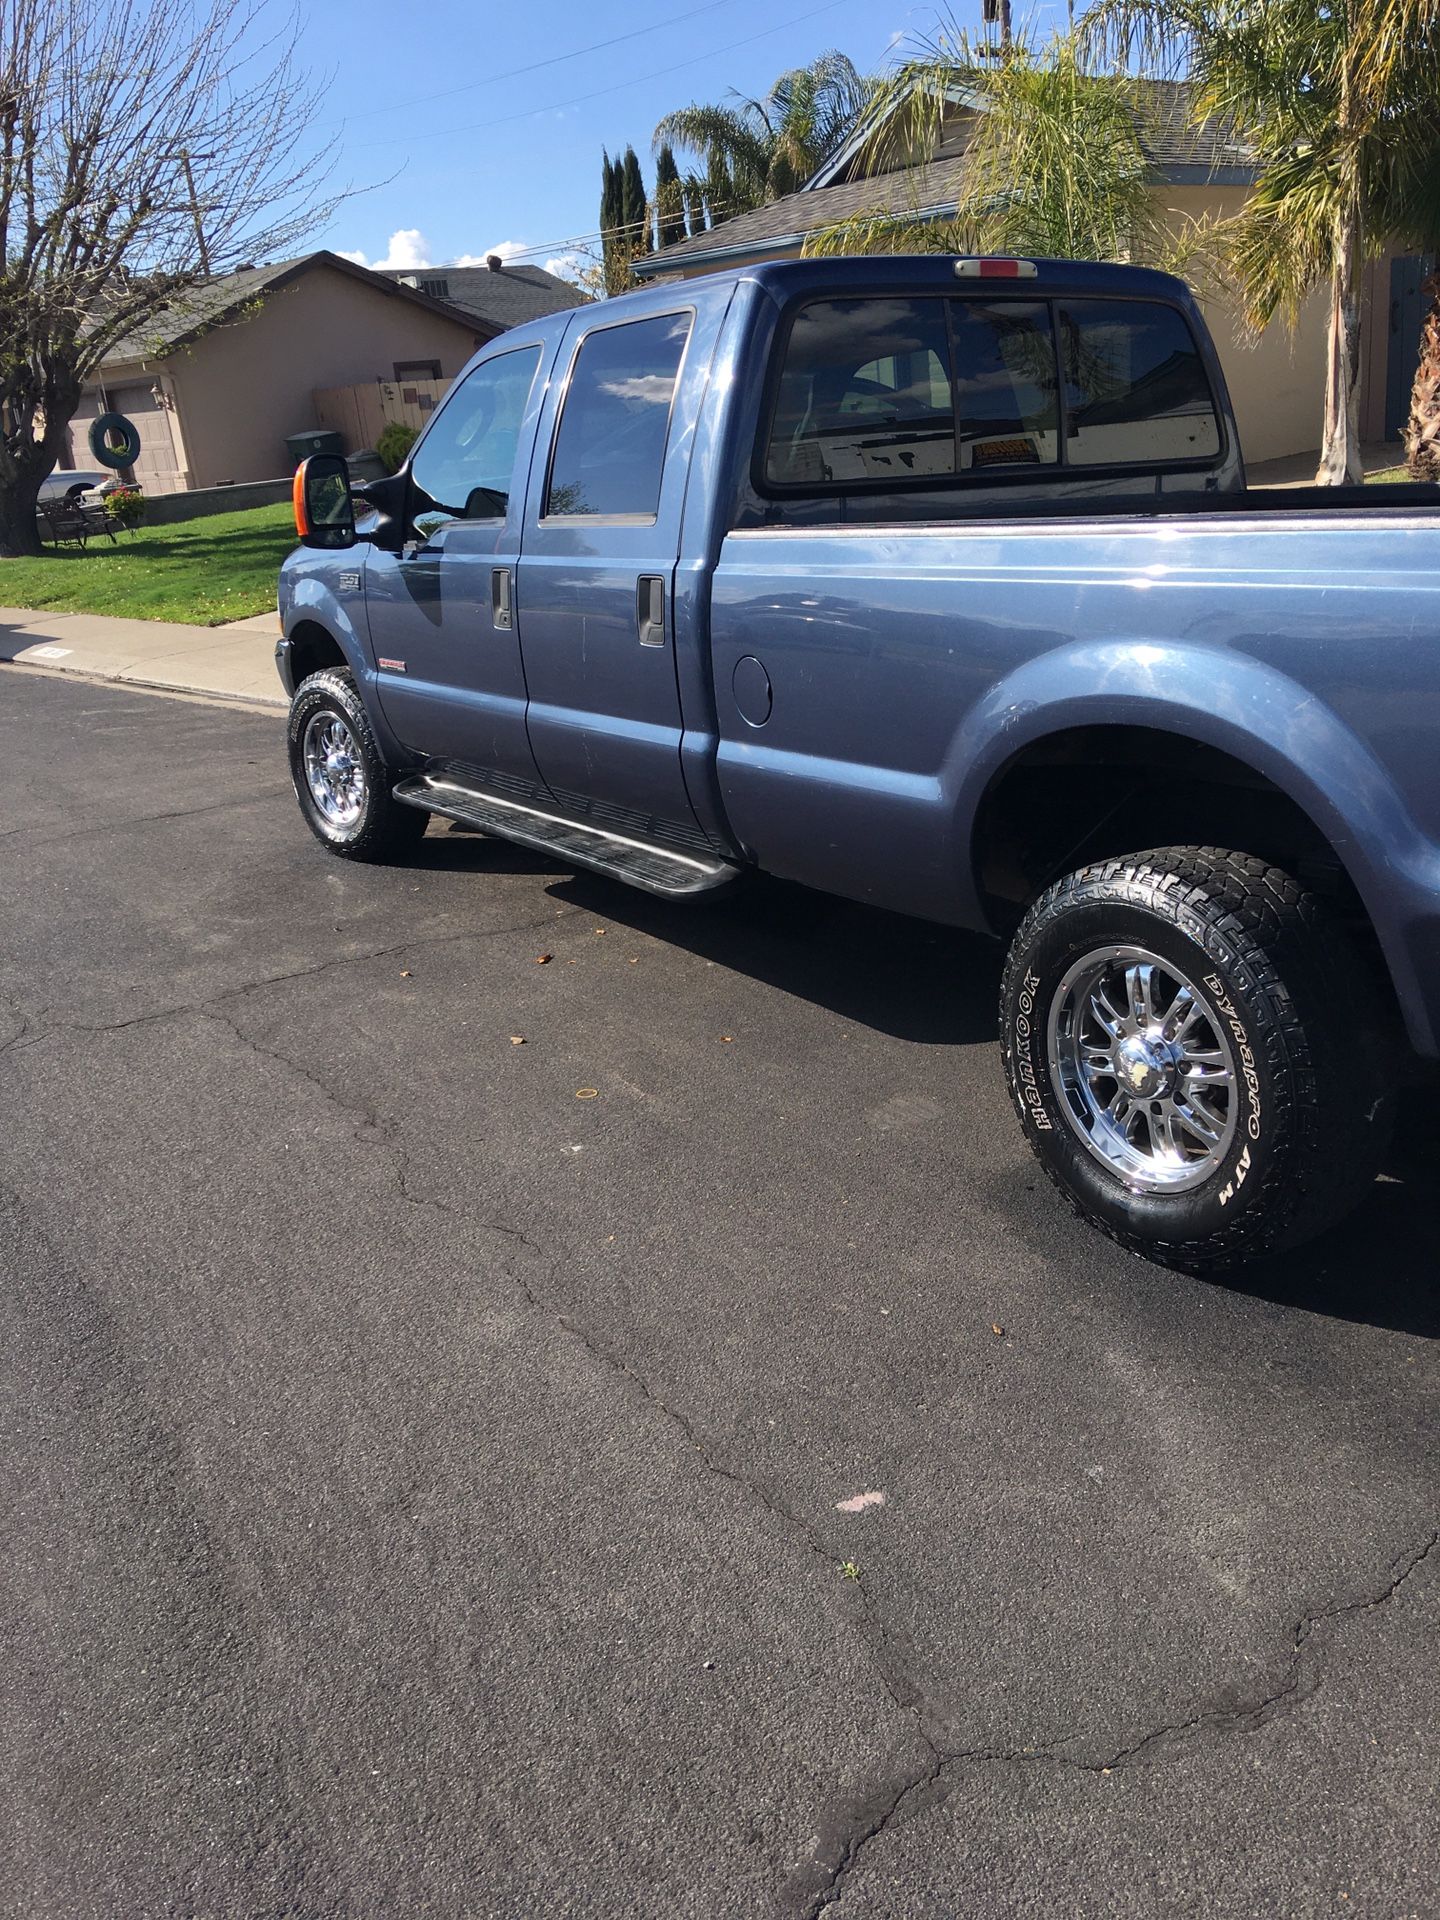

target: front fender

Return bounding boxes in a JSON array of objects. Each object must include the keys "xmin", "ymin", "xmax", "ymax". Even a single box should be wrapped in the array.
[
  {"xmin": 278, "ymin": 558, "xmax": 409, "ymax": 770},
  {"xmin": 952, "ymin": 637, "xmax": 1440, "ymax": 1056}
]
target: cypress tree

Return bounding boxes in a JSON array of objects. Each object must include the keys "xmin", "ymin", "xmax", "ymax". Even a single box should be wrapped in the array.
[
  {"xmin": 599, "ymin": 149, "xmax": 623, "ymax": 281},
  {"xmin": 620, "ymin": 146, "xmax": 649, "ymax": 255},
  {"xmin": 681, "ymin": 173, "xmax": 702, "ymax": 237},
  {"xmin": 654, "ymin": 144, "xmax": 684, "ymax": 249},
  {"xmin": 705, "ymin": 151, "xmax": 734, "ymax": 230}
]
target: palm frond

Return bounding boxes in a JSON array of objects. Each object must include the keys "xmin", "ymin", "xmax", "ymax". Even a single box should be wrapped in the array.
[
  {"xmin": 653, "ymin": 50, "xmax": 877, "ymax": 216},
  {"xmin": 1076, "ymin": 0, "xmax": 1208, "ymax": 81},
  {"xmin": 810, "ymin": 32, "xmax": 1170, "ymax": 270}
]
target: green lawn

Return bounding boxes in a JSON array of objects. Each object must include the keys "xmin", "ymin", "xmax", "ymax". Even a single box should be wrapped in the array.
[
  {"xmin": 1363, "ymin": 459, "xmax": 1440, "ymax": 483},
  {"xmin": 2, "ymin": 501, "xmax": 298, "ymax": 625}
]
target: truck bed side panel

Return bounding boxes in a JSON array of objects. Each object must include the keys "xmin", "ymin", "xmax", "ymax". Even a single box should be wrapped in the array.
[{"xmin": 708, "ymin": 514, "xmax": 1440, "ymax": 1053}]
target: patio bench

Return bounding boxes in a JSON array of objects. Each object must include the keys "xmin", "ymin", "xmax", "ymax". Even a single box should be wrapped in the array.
[{"xmin": 37, "ymin": 494, "xmax": 120, "ymax": 548}]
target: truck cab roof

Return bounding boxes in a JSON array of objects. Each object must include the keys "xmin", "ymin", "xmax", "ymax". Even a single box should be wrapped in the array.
[
  {"xmin": 490, "ymin": 256, "xmax": 1204, "ymax": 358},
  {"xmin": 597, "ymin": 253, "xmax": 1199, "ymax": 315}
]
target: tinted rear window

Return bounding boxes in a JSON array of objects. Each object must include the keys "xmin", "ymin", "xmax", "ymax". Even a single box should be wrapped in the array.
[
  {"xmin": 767, "ymin": 298, "xmax": 955, "ymax": 487},
  {"xmin": 546, "ymin": 312, "xmax": 691, "ymax": 517},
  {"xmin": 763, "ymin": 291, "xmax": 1221, "ymax": 492},
  {"xmin": 1058, "ymin": 300, "xmax": 1220, "ymax": 465},
  {"xmin": 952, "ymin": 301, "xmax": 1059, "ymax": 470}
]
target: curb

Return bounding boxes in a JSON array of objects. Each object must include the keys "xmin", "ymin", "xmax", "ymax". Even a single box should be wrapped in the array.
[{"xmin": 3, "ymin": 657, "xmax": 286, "ymax": 711}]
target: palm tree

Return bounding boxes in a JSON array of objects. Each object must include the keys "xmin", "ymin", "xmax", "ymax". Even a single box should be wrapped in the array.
[
  {"xmin": 654, "ymin": 52, "xmax": 876, "ymax": 221},
  {"xmin": 805, "ymin": 30, "xmax": 1182, "ymax": 270},
  {"xmin": 1083, "ymin": 0, "xmax": 1440, "ymax": 484},
  {"xmin": 1404, "ymin": 270, "xmax": 1440, "ymax": 479}
]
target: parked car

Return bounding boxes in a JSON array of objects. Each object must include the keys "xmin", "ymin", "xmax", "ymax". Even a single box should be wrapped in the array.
[
  {"xmin": 38, "ymin": 468, "xmax": 128, "ymax": 508},
  {"xmin": 274, "ymin": 255, "xmax": 1440, "ymax": 1272}
]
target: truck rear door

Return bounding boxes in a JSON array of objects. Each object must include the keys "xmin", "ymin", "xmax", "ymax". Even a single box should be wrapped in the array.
[
  {"xmin": 514, "ymin": 284, "xmax": 733, "ymax": 842},
  {"xmin": 709, "ymin": 285, "xmax": 1228, "ymax": 919}
]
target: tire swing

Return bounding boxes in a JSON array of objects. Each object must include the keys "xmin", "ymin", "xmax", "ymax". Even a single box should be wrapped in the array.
[{"xmin": 89, "ymin": 411, "xmax": 142, "ymax": 470}]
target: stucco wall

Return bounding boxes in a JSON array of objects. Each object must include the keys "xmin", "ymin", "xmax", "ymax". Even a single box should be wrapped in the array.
[
  {"xmin": 1159, "ymin": 186, "xmax": 1333, "ymax": 467},
  {"xmin": 98, "ymin": 268, "xmax": 485, "ymax": 491}
]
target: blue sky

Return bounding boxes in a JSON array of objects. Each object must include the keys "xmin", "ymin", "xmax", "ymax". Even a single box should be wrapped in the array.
[{"xmin": 298, "ymin": 1, "xmax": 1048, "ymax": 281}]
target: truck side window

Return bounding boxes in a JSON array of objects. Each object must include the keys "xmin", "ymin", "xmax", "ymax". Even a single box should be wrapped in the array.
[
  {"xmin": 766, "ymin": 299, "xmax": 956, "ymax": 486},
  {"xmin": 545, "ymin": 313, "xmax": 692, "ymax": 518},
  {"xmin": 1058, "ymin": 301, "xmax": 1221, "ymax": 466},
  {"xmin": 949, "ymin": 300, "xmax": 1060, "ymax": 470},
  {"xmin": 409, "ymin": 344, "xmax": 542, "ymax": 529}
]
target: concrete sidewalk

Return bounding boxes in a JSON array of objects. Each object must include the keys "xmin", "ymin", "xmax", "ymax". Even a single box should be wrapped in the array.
[{"xmin": 0, "ymin": 605, "xmax": 285, "ymax": 707}]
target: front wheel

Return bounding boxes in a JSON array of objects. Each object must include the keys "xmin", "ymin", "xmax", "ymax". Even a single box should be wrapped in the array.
[
  {"xmin": 286, "ymin": 668, "xmax": 428, "ymax": 860},
  {"xmin": 1000, "ymin": 846, "xmax": 1392, "ymax": 1271}
]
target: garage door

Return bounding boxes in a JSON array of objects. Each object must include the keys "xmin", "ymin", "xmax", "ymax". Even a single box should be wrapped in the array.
[
  {"xmin": 65, "ymin": 391, "xmax": 104, "ymax": 469},
  {"xmin": 105, "ymin": 381, "xmax": 183, "ymax": 494}
]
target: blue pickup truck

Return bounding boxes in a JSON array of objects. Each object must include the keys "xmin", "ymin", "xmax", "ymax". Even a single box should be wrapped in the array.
[{"xmin": 278, "ymin": 255, "xmax": 1440, "ymax": 1272}]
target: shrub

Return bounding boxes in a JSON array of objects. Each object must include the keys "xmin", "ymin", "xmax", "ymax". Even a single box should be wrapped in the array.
[
  {"xmin": 376, "ymin": 421, "xmax": 418, "ymax": 474},
  {"xmin": 107, "ymin": 485, "xmax": 146, "ymax": 530}
]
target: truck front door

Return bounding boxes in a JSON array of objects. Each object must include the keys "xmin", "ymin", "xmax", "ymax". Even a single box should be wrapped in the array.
[
  {"xmin": 367, "ymin": 335, "xmax": 558, "ymax": 785},
  {"xmin": 514, "ymin": 296, "xmax": 725, "ymax": 842}
]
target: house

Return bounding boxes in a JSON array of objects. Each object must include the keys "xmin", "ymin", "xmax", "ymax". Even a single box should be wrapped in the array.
[
  {"xmin": 63, "ymin": 252, "xmax": 495, "ymax": 495},
  {"xmin": 634, "ymin": 82, "xmax": 1411, "ymax": 466},
  {"xmin": 374, "ymin": 257, "xmax": 586, "ymax": 332}
]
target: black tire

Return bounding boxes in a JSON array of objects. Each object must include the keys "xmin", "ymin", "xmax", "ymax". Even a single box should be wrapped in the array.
[
  {"xmin": 88, "ymin": 411, "xmax": 142, "ymax": 469},
  {"xmin": 286, "ymin": 668, "xmax": 429, "ymax": 860},
  {"xmin": 999, "ymin": 846, "xmax": 1393, "ymax": 1272}
]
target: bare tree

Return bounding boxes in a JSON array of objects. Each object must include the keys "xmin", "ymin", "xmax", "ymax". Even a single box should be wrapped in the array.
[{"xmin": 0, "ymin": 0, "xmax": 346, "ymax": 555}]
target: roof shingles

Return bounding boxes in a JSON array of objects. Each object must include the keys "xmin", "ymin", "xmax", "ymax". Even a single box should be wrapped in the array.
[
  {"xmin": 374, "ymin": 262, "xmax": 587, "ymax": 329},
  {"xmin": 100, "ymin": 250, "xmax": 487, "ymax": 365}
]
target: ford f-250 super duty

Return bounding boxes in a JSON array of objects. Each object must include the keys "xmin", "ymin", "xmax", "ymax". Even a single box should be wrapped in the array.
[{"xmin": 277, "ymin": 255, "xmax": 1440, "ymax": 1272}]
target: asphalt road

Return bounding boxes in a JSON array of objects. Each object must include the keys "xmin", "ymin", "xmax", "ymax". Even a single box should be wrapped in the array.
[{"xmin": 3, "ymin": 666, "xmax": 1438, "ymax": 1920}]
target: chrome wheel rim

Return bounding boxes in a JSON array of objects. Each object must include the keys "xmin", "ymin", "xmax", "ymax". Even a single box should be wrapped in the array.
[
  {"xmin": 302, "ymin": 710, "xmax": 366, "ymax": 828},
  {"xmin": 1047, "ymin": 946, "xmax": 1238, "ymax": 1194}
]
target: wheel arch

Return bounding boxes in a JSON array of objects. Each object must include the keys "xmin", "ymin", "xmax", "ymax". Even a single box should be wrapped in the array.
[
  {"xmin": 286, "ymin": 617, "xmax": 349, "ymax": 687},
  {"xmin": 956, "ymin": 653, "xmax": 1435, "ymax": 1054},
  {"xmin": 972, "ymin": 722, "xmax": 1356, "ymax": 914}
]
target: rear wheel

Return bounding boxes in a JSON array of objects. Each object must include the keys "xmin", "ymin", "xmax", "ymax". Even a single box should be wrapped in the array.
[
  {"xmin": 1000, "ymin": 846, "xmax": 1393, "ymax": 1271},
  {"xmin": 287, "ymin": 668, "xmax": 428, "ymax": 860}
]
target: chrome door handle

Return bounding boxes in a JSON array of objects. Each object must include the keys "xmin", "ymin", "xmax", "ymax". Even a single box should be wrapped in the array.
[
  {"xmin": 637, "ymin": 574, "xmax": 665, "ymax": 647},
  {"xmin": 492, "ymin": 566, "xmax": 513, "ymax": 630}
]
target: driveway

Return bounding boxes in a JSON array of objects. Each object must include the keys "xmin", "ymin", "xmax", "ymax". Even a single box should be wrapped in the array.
[{"xmin": 2, "ymin": 667, "xmax": 1437, "ymax": 1919}]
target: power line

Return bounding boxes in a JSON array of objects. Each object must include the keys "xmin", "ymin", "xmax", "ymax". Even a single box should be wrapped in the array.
[
  {"xmin": 352, "ymin": 0, "xmax": 852, "ymax": 151},
  {"xmin": 315, "ymin": 0, "xmax": 735, "ymax": 128},
  {"xmin": 415, "ymin": 188, "xmax": 767, "ymax": 270}
]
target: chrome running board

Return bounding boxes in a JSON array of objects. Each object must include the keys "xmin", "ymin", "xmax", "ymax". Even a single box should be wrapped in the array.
[{"xmin": 392, "ymin": 773, "xmax": 741, "ymax": 900}]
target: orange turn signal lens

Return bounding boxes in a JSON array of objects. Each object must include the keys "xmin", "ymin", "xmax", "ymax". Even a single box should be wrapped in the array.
[{"xmin": 292, "ymin": 459, "xmax": 311, "ymax": 538}]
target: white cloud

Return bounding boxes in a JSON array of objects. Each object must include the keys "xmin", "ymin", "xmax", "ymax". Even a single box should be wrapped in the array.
[
  {"xmin": 336, "ymin": 231, "xmax": 585, "ymax": 278},
  {"xmin": 337, "ymin": 228, "xmax": 434, "ymax": 271},
  {"xmin": 374, "ymin": 228, "xmax": 433, "ymax": 270},
  {"xmin": 454, "ymin": 239, "xmax": 529, "ymax": 268}
]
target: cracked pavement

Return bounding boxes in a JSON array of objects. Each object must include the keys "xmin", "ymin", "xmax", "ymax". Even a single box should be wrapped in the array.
[{"xmin": 3, "ymin": 667, "xmax": 1439, "ymax": 1920}]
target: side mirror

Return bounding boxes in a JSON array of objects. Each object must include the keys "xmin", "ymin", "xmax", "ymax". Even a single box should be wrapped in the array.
[{"xmin": 293, "ymin": 453, "xmax": 356, "ymax": 549}]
